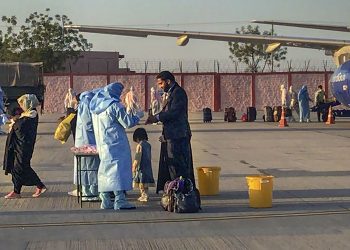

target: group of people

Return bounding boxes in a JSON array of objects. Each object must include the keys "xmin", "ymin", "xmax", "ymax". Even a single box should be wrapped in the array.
[
  {"xmin": 2, "ymin": 71, "xmax": 196, "ymax": 212},
  {"xmin": 280, "ymin": 84, "xmax": 326, "ymax": 122}
]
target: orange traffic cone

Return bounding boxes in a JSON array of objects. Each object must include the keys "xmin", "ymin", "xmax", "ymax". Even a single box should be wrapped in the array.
[
  {"xmin": 279, "ymin": 107, "xmax": 289, "ymax": 127},
  {"xmin": 325, "ymin": 106, "xmax": 335, "ymax": 125}
]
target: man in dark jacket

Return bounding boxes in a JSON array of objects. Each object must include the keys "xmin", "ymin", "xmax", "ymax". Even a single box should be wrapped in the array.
[{"xmin": 145, "ymin": 71, "xmax": 195, "ymax": 193}]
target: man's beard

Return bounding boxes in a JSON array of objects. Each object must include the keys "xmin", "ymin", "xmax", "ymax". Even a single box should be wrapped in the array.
[{"xmin": 163, "ymin": 84, "xmax": 171, "ymax": 92}]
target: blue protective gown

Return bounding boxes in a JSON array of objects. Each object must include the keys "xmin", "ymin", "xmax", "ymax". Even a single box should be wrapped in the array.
[
  {"xmin": 89, "ymin": 83, "xmax": 140, "ymax": 192},
  {"xmin": 298, "ymin": 85, "xmax": 311, "ymax": 122},
  {"xmin": 74, "ymin": 90, "xmax": 100, "ymax": 186}
]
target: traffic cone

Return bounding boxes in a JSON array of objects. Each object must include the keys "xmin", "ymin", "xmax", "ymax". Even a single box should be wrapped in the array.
[
  {"xmin": 325, "ymin": 106, "xmax": 335, "ymax": 125},
  {"xmin": 279, "ymin": 107, "xmax": 289, "ymax": 127}
]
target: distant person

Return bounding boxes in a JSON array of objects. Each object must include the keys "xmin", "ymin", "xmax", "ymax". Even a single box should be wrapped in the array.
[
  {"xmin": 72, "ymin": 90, "xmax": 100, "ymax": 201},
  {"xmin": 3, "ymin": 94, "xmax": 47, "ymax": 199},
  {"xmin": 314, "ymin": 85, "xmax": 326, "ymax": 122},
  {"xmin": 89, "ymin": 82, "xmax": 143, "ymax": 210},
  {"xmin": 280, "ymin": 84, "xmax": 287, "ymax": 107},
  {"xmin": 149, "ymin": 87, "xmax": 161, "ymax": 116},
  {"xmin": 288, "ymin": 86, "xmax": 299, "ymax": 121},
  {"xmin": 64, "ymin": 88, "xmax": 78, "ymax": 116},
  {"xmin": 298, "ymin": 85, "xmax": 313, "ymax": 122},
  {"xmin": 132, "ymin": 128, "xmax": 155, "ymax": 202},
  {"xmin": 145, "ymin": 71, "xmax": 196, "ymax": 193}
]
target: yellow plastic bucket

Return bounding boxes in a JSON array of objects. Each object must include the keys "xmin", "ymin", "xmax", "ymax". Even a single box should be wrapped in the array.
[
  {"xmin": 196, "ymin": 166, "xmax": 221, "ymax": 195},
  {"xmin": 246, "ymin": 175, "xmax": 274, "ymax": 208}
]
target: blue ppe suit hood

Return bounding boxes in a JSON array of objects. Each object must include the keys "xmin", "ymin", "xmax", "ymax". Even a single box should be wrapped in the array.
[{"xmin": 90, "ymin": 82, "xmax": 124, "ymax": 115}]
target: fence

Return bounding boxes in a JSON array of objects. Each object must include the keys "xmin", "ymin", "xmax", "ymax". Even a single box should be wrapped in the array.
[{"xmin": 43, "ymin": 71, "xmax": 334, "ymax": 113}]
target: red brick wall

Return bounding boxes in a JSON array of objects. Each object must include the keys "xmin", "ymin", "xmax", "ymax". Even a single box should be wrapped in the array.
[{"xmin": 43, "ymin": 72, "xmax": 333, "ymax": 113}]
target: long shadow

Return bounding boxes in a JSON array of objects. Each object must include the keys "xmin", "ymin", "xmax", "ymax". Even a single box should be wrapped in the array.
[
  {"xmin": 33, "ymin": 125, "xmax": 350, "ymax": 136},
  {"xmin": 256, "ymin": 168, "xmax": 350, "ymax": 178},
  {"xmin": 190, "ymin": 127, "xmax": 350, "ymax": 133},
  {"xmin": 203, "ymin": 189, "xmax": 350, "ymax": 200},
  {"xmin": 1, "ymin": 198, "xmax": 350, "ymax": 217},
  {"xmin": 0, "ymin": 181, "xmax": 72, "ymax": 187}
]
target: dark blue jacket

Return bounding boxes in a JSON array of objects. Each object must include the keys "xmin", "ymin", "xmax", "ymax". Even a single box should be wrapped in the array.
[{"xmin": 159, "ymin": 83, "xmax": 191, "ymax": 140}]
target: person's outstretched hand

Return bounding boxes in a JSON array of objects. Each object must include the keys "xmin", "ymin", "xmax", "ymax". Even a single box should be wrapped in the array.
[{"xmin": 145, "ymin": 114, "xmax": 158, "ymax": 125}]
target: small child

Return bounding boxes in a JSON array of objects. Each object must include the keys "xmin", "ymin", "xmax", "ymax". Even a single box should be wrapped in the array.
[{"xmin": 132, "ymin": 128, "xmax": 155, "ymax": 202}]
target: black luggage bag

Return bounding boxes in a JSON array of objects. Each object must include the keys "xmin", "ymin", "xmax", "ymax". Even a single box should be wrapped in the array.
[
  {"xmin": 263, "ymin": 106, "xmax": 274, "ymax": 122},
  {"xmin": 273, "ymin": 106, "xmax": 282, "ymax": 122},
  {"xmin": 247, "ymin": 107, "xmax": 257, "ymax": 122},
  {"xmin": 224, "ymin": 107, "xmax": 237, "ymax": 122},
  {"xmin": 203, "ymin": 107, "xmax": 212, "ymax": 123}
]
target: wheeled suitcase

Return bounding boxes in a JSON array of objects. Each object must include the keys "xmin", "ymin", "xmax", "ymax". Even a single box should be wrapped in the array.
[
  {"xmin": 285, "ymin": 107, "xmax": 292, "ymax": 118},
  {"xmin": 203, "ymin": 107, "xmax": 212, "ymax": 123},
  {"xmin": 247, "ymin": 107, "xmax": 257, "ymax": 122},
  {"xmin": 273, "ymin": 106, "xmax": 282, "ymax": 122},
  {"xmin": 263, "ymin": 106, "xmax": 274, "ymax": 122}
]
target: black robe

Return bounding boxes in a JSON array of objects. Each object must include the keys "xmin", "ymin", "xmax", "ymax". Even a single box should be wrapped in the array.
[
  {"xmin": 156, "ymin": 138, "xmax": 195, "ymax": 193},
  {"xmin": 3, "ymin": 114, "xmax": 42, "ymax": 189},
  {"xmin": 156, "ymin": 83, "xmax": 195, "ymax": 193}
]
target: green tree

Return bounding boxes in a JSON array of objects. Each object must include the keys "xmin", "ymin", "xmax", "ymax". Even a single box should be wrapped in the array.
[
  {"xmin": 228, "ymin": 25, "xmax": 287, "ymax": 73},
  {"xmin": 0, "ymin": 8, "xmax": 92, "ymax": 72}
]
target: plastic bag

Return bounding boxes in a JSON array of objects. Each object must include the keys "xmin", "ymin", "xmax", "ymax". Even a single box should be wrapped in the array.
[{"xmin": 54, "ymin": 113, "xmax": 76, "ymax": 144}]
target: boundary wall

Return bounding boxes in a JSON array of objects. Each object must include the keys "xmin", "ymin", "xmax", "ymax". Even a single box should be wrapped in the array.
[{"xmin": 43, "ymin": 71, "xmax": 333, "ymax": 113}]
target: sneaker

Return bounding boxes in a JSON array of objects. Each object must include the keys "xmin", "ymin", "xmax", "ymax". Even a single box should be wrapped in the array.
[
  {"xmin": 32, "ymin": 186, "xmax": 47, "ymax": 198},
  {"xmin": 68, "ymin": 189, "xmax": 78, "ymax": 197},
  {"xmin": 5, "ymin": 191, "xmax": 21, "ymax": 199}
]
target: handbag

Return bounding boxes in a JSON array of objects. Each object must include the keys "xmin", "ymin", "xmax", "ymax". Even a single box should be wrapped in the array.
[{"xmin": 160, "ymin": 177, "xmax": 200, "ymax": 213}]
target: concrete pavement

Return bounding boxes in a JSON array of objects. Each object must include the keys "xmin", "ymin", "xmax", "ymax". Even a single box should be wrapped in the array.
[{"xmin": 1, "ymin": 112, "xmax": 350, "ymax": 249}]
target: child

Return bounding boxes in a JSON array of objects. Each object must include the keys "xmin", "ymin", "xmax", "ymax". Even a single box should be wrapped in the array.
[{"xmin": 132, "ymin": 128, "xmax": 155, "ymax": 202}]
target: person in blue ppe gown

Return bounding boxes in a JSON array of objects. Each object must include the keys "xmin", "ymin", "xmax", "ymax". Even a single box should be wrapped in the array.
[
  {"xmin": 74, "ymin": 90, "xmax": 100, "ymax": 201},
  {"xmin": 89, "ymin": 82, "xmax": 143, "ymax": 210},
  {"xmin": 298, "ymin": 85, "xmax": 313, "ymax": 122}
]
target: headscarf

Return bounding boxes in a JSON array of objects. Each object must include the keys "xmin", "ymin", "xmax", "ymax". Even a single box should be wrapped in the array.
[
  {"xmin": 90, "ymin": 82, "xmax": 124, "ymax": 115},
  {"xmin": 17, "ymin": 94, "xmax": 39, "ymax": 118}
]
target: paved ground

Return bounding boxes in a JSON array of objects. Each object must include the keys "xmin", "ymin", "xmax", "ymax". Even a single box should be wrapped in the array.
[{"xmin": 1, "ymin": 112, "xmax": 350, "ymax": 250}]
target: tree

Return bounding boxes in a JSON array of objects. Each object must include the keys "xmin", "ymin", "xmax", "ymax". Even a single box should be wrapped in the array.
[
  {"xmin": 228, "ymin": 25, "xmax": 287, "ymax": 73},
  {"xmin": 0, "ymin": 8, "xmax": 92, "ymax": 72}
]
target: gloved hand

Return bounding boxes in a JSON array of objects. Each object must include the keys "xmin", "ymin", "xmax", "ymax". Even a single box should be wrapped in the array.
[{"xmin": 145, "ymin": 114, "xmax": 158, "ymax": 125}]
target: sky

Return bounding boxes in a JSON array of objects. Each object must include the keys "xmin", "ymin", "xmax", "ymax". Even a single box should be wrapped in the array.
[{"xmin": 2, "ymin": 0, "xmax": 350, "ymax": 66}]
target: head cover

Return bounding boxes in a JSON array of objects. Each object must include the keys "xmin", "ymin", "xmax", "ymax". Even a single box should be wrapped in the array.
[
  {"xmin": 90, "ymin": 82, "xmax": 124, "ymax": 115},
  {"xmin": 17, "ymin": 94, "xmax": 39, "ymax": 118}
]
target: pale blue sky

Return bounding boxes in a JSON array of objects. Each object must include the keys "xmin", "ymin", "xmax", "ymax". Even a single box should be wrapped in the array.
[{"xmin": 2, "ymin": 0, "xmax": 350, "ymax": 63}]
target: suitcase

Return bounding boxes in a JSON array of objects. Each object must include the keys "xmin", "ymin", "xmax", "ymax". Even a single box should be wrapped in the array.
[
  {"xmin": 273, "ymin": 106, "xmax": 282, "ymax": 122},
  {"xmin": 263, "ymin": 106, "xmax": 274, "ymax": 122},
  {"xmin": 285, "ymin": 107, "xmax": 292, "ymax": 117},
  {"xmin": 203, "ymin": 107, "xmax": 212, "ymax": 123},
  {"xmin": 225, "ymin": 107, "xmax": 237, "ymax": 122},
  {"xmin": 247, "ymin": 107, "xmax": 257, "ymax": 122}
]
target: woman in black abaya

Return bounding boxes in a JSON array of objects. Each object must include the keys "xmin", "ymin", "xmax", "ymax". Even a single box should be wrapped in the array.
[{"xmin": 3, "ymin": 94, "xmax": 46, "ymax": 199}]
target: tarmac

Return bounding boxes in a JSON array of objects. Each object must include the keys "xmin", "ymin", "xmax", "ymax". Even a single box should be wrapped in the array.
[{"xmin": 1, "ymin": 111, "xmax": 350, "ymax": 250}]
